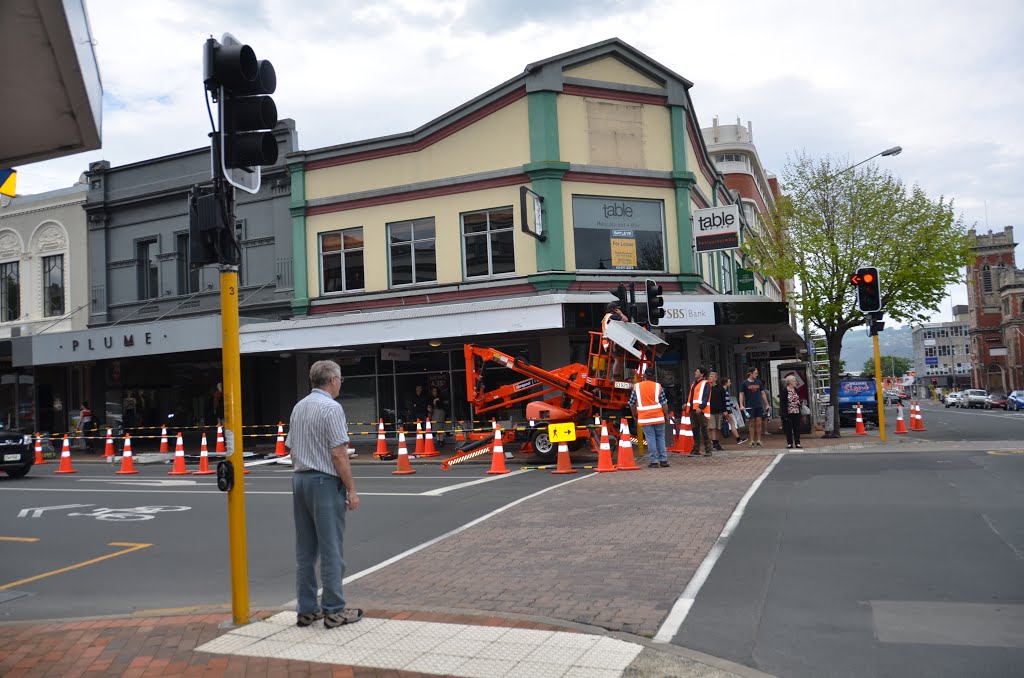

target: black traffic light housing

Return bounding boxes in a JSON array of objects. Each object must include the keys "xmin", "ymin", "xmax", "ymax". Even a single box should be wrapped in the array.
[
  {"xmin": 850, "ymin": 266, "xmax": 882, "ymax": 313},
  {"xmin": 645, "ymin": 279, "xmax": 665, "ymax": 325},
  {"xmin": 610, "ymin": 283, "xmax": 628, "ymax": 313},
  {"xmin": 866, "ymin": 311, "xmax": 885, "ymax": 336},
  {"xmin": 931, "ymin": 378, "xmax": 938, "ymax": 385}
]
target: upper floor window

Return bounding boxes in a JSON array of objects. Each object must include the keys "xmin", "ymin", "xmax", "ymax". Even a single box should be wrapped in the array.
[
  {"xmin": 42, "ymin": 254, "xmax": 64, "ymax": 317},
  {"xmin": 0, "ymin": 261, "xmax": 19, "ymax": 322},
  {"xmin": 462, "ymin": 207, "xmax": 514, "ymax": 278},
  {"xmin": 321, "ymin": 228, "xmax": 364, "ymax": 294},
  {"xmin": 176, "ymin": 233, "xmax": 200, "ymax": 295},
  {"xmin": 137, "ymin": 239, "xmax": 159, "ymax": 300},
  {"xmin": 716, "ymin": 153, "xmax": 746, "ymax": 164},
  {"xmin": 389, "ymin": 218, "xmax": 437, "ymax": 286},
  {"xmin": 571, "ymin": 196, "xmax": 665, "ymax": 272},
  {"xmin": 982, "ymin": 264, "xmax": 992, "ymax": 292}
]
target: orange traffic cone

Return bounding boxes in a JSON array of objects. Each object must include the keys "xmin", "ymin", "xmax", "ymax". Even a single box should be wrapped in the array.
[
  {"xmin": 103, "ymin": 428, "xmax": 115, "ymax": 459},
  {"xmin": 275, "ymin": 422, "xmax": 287, "ymax": 457},
  {"xmin": 194, "ymin": 433, "xmax": 215, "ymax": 475},
  {"xmin": 894, "ymin": 404, "xmax": 909, "ymax": 434},
  {"xmin": 615, "ymin": 420, "xmax": 640, "ymax": 471},
  {"xmin": 116, "ymin": 434, "xmax": 139, "ymax": 474},
  {"xmin": 669, "ymin": 409, "xmax": 694, "ymax": 454},
  {"xmin": 34, "ymin": 433, "xmax": 47, "ymax": 465},
  {"xmin": 54, "ymin": 435, "xmax": 77, "ymax": 474},
  {"xmin": 374, "ymin": 419, "xmax": 389, "ymax": 458},
  {"xmin": 550, "ymin": 441, "xmax": 578, "ymax": 475},
  {"xmin": 595, "ymin": 421, "xmax": 617, "ymax": 473},
  {"xmin": 216, "ymin": 425, "xmax": 226, "ymax": 455},
  {"xmin": 916, "ymin": 402, "xmax": 927, "ymax": 431},
  {"xmin": 392, "ymin": 429, "xmax": 416, "ymax": 475},
  {"xmin": 854, "ymin": 404, "xmax": 867, "ymax": 435},
  {"xmin": 168, "ymin": 432, "xmax": 189, "ymax": 475},
  {"xmin": 422, "ymin": 420, "xmax": 439, "ymax": 457},
  {"xmin": 414, "ymin": 420, "xmax": 424, "ymax": 456},
  {"xmin": 486, "ymin": 428, "xmax": 510, "ymax": 475},
  {"xmin": 908, "ymin": 402, "xmax": 918, "ymax": 431},
  {"xmin": 159, "ymin": 426, "xmax": 169, "ymax": 454}
]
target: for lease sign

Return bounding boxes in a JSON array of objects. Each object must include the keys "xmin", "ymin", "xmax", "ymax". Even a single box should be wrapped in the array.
[{"xmin": 693, "ymin": 204, "xmax": 740, "ymax": 253}]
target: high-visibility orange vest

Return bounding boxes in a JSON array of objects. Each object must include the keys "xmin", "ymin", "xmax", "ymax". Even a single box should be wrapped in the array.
[
  {"xmin": 689, "ymin": 380, "xmax": 710, "ymax": 415},
  {"xmin": 633, "ymin": 381, "xmax": 666, "ymax": 425}
]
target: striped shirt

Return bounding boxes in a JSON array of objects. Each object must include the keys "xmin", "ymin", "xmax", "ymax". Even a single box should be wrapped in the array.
[
  {"xmin": 285, "ymin": 389, "xmax": 349, "ymax": 475},
  {"xmin": 627, "ymin": 383, "xmax": 668, "ymax": 409}
]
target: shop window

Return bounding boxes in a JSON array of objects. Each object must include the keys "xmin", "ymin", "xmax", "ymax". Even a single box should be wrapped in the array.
[
  {"xmin": 137, "ymin": 239, "xmax": 159, "ymax": 300},
  {"xmin": 42, "ymin": 254, "xmax": 64, "ymax": 317},
  {"xmin": 571, "ymin": 196, "xmax": 665, "ymax": 272},
  {"xmin": 389, "ymin": 217, "xmax": 437, "ymax": 286},
  {"xmin": 320, "ymin": 227, "xmax": 364, "ymax": 294},
  {"xmin": 462, "ymin": 207, "xmax": 514, "ymax": 278},
  {"xmin": 176, "ymin": 234, "xmax": 200, "ymax": 295},
  {"xmin": 0, "ymin": 261, "xmax": 19, "ymax": 322}
]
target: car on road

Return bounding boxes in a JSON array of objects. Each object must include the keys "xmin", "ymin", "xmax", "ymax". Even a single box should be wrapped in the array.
[
  {"xmin": 0, "ymin": 423, "xmax": 37, "ymax": 478},
  {"xmin": 984, "ymin": 393, "xmax": 1008, "ymax": 410},
  {"xmin": 944, "ymin": 392, "xmax": 961, "ymax": 408},
  {"xmin": 958, "ymin": 389, "xmax": 989, "ymax": 409},
  {"xmin": 1006, "ymin": 390, "xmax": 1024, "ymax": 411}
]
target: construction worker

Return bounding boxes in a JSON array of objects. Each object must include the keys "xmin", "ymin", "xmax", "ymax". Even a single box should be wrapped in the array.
[
  {"xmin": 601, "ymin": 302, "xmax": 629, "ymax": 380},
  {"xmin": 687, "ymin": 367, "xmax": 713, "ymax": 456},
  {"xmin": 630, "ymin": 369, "xmax": 670, "ymax": 467}
]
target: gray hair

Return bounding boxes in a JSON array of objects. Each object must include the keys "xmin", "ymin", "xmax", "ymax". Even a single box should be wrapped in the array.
[
  {"xmin": 785, "ymin": 374, "xmax": 798, "ymax": 387},
  {"xmin": 310, "ymin": 360, "xmax": 341, "ymax": 389}
]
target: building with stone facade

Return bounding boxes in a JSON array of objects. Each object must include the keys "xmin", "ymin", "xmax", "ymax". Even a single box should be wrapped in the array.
[{"xmin": 965, "ymin": 226, "xmax": 1024, "ymax": 393}]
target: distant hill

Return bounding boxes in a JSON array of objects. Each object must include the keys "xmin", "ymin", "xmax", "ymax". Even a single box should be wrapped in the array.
[{"xmin": 838, "ymin": 325, "xmax": 914, "ymax": 371}]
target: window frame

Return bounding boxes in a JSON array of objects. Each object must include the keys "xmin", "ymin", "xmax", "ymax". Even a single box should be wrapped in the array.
[
  {"xmin": 136, "ymin": 238, "xmax": 160, "ymax": 300},
  {"xmin": 387, "ymin": 217, "xmax": 437, "ymax": 287},
  {"xmin": 319, "ymin": 227, "xmax": 365, "ymax": 295},
  {"xmin": 460, "ymin": 206, "xmax": 516, "ymax": 279},
  {"xmin": 42, "ymin": 253, "xmax": 65, "ymax": 318},
  {"xmin": 0, "ymin": 260, "xmax": 19, "ymax": 322}
]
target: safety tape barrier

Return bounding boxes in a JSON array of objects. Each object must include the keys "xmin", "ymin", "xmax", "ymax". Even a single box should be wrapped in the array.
[
  {"xmin": 100, "ymin": 416, "xmax": 634, "ymax": 433},
  {"xmin": 43, "ymin": 416, "xmax": 635, "ymax": 442}
]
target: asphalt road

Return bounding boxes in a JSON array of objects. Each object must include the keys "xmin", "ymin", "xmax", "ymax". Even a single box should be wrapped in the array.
[
  {"xmin": 0, "ymin": 463, "xmax": 582, "ymax": 622},
  {"xmin": 674, "ymin": 448, "xmax": 1024, "ymax": 678},
  {"xmin": 882, "ymin": 399, "xmax": 1024, "ymax": 441}
]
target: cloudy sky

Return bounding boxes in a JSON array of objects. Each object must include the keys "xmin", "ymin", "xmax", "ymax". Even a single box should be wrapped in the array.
[{"xmin": 16, "ymin": 0, "xmax": 1024, "ymax": 323}]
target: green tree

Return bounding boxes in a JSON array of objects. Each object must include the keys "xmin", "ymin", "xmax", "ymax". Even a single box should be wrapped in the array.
[
  {"xmin": 863, "ymin": 355, "xmax": 911, "ymax": 378},
  {"xmin": 744, "ymin": 152, "xmax": 971, "ymax": 435}
]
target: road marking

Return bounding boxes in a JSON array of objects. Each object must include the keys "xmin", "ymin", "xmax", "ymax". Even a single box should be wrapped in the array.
[
  {"xmin": 282, "ymin": 472, "xmax": 597, "ymax": 609},
  {"xmin": 18, "ymin": 504, "xmax": 93, "ymax": 518},
  {"xmin": 420, "ymin": 469, "xmax": 529, "ymax": 496},
  {"xmin": 77, "ymin": 479, "xmax": 201, "ymax": 486},
  {"xmin": 0, "ymin": 537, "xmax": 39, "ymax": 542},
  {"xmin": 0, "ymin": 542, "xmax": 152, "ymax": 590},
  {"xmin": 988, "ymin": 450, "xmax": 1024, "ymax": 455},
  {"xmin": 0, "ymin": 487, "xmax": 426, "ymax": 496},
  {"xmin": 654, "ymin": 453, "xmax": 785, "ymax": 644}
]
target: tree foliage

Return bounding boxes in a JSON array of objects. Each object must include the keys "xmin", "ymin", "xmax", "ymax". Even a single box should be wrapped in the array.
[
  {"xmin": 863, "ymin": 355, "xmax": 911, "ymax": 378},
  {"xmin": 743, "ymin": 152, "xmax": 971, "ymax": 434}
]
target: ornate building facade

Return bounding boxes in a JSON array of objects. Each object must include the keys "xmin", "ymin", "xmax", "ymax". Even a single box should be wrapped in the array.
[{"xmin": 966, "ymin": 226, "xmax": 1024, "ymax": 392}]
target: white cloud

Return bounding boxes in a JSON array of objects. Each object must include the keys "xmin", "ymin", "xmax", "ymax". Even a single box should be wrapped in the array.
[{"xmin": 14, "ymin": 0, "xmax": 1023, "ymax": 323}]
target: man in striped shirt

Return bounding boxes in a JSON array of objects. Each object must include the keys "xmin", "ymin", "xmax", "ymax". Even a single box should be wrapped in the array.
[{"xmin": 286, "ymin": 360, "xmax": 362, "ymax": 629}]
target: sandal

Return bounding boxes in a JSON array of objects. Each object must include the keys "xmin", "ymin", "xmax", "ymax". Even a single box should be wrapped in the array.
[
  {"xmin": 296, "ymin": 610, "xmax": 323, "ymax": 627},
  {"xmin": 324, "ymin": 608, "xmax": 364, "ymax": 628}
]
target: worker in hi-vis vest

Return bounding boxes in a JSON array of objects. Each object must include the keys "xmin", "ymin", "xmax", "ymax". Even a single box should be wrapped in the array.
[
  {"xmin": 600, "ymin": 301, "xmax": 629, "ymax": 379},
  {"xmin": 687, "ymin": 366, "xmax": 713, "ymax": 456},
  {"xmin": 630, "ymin": 369, "xmax": 670, "ymax": 467}
]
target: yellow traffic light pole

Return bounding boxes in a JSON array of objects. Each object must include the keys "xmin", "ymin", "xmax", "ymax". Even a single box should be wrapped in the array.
[
  {"xmin": 221, "ymin": 266, "xmax": 250, "ymax": 625},
  {"xmin": 873, "ymin": 333, "xmax": 887, "ymax": 442}
]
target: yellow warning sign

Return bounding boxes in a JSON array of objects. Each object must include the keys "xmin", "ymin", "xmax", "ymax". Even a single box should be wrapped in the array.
[
  {"xmin": 610, "ymin": 238, "xmax": 636, "ymax": 268},
  {"xmin": 548, "ymin": 423, "xmax": 577, "ymax": 442},
  {"xmin": 0, "ymin": 169, "xmax": 16, "ymax": 198}
]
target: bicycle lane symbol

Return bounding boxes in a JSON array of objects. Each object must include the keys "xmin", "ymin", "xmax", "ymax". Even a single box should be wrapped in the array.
[{"xmin": 67, "ymin": 506, "xmax": 191, "ymax": 522}]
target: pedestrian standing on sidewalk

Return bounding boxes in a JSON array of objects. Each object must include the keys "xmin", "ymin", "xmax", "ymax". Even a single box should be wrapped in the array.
[
  {"xmin": 780, "ymin": 374, "xmax": 803, "ymax": 449},
  {"xmin": 286, "ymin": 360, "xmax": 363, "ymax": 629},
  {"xmin": 629, "ymin": 368, "xmax": 670, "ymax": 467},
  {"xmin": 708, "ymin": 372, "xmax": 727, "ymax": 452},
  {"xmin": 687, "ymin": 367, "xmax": 713, "ymax": 456},
  {"xmin": 722, "ymin": 378, "xmax": 744, "ymax": 444},
  {"xmin": 739, "ymin": 367, "xmax": 770, "ymax": 447}
]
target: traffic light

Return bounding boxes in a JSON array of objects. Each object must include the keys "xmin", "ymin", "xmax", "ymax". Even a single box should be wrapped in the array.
[
  {"xmin": 931, "ymin": 378, "xmax": 938, "ymax": 385},
  {"xmin": 849, "ymin": 266, "xmax": 882, "ymax": 313},
  {"xmin": 866, "ymin": 311, "xmax": 885, "ymax": 336},
  {"xmin": 645, "ymin": 279, "xmax": 665, "ymax": 325},
  {"xmin": 204, "ymin": 35, "xmax": 278, "ymax": 192},
  {"xmin": 610, "ymin": 283, "xmax": 627, "ymax": 312}
]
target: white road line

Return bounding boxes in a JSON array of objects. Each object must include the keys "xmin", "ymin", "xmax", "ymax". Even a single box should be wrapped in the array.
[
  {"xmin": 282, "ymin": 472, "xmax": 596, "ymax": 608},
  {"xmin": 0, "ymin": 487, "xmax": 427, "ymax": 496},
  {"xmin": 934, "ymin": 408, "xmax": 1024, "ymax": 421},
  {"xmin": 654, "ymin": 453, "xmax": 785, "ymax": 644},
  {"xmin": 420, "ymin": 469, "xmax": 529, "ymax": 495}
]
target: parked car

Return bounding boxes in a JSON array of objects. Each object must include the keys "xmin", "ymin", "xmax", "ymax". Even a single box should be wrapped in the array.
[
  {"xmin": 959, "ymin": 389, "xmax": 989, "ymax": 409},
  {"xmin": 1006, "ymin": 390, "xmax": 1024, "ymax": 411},
  {"xmin": 944, "ymin": 392, "xmax": 961, "ymax": 408},
  {"xmin": 0, "ymin": 422, "xmax": 37, "ymax": 479},
  {"xmin": 984, "ymin": 393, "xmax": 1008, "ymax": 410}
]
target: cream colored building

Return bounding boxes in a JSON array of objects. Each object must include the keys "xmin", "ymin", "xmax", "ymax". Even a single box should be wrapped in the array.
[{"xmin": 242, "ymin": 39, "xmax": 802, "ymax": 429}]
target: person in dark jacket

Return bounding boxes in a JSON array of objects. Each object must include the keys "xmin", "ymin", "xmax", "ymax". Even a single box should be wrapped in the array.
[
  {"xmin": 687, "ymin": 367, "xmax": 713, "ymax": 456},
  {"xmin": 708, "ymin": 372, "xmax": 727, "ymax": 452}
]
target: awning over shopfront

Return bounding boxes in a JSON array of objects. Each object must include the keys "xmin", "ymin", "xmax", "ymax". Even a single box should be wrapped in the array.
[{"xmin": 659, "ymin": 294, "xmax": 805, "ymax": 359}]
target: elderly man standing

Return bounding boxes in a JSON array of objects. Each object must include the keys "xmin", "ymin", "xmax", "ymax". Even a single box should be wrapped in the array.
[
  {"xmin": 286, "ymin": 360, "xmax": 362, "ymax": 629},
  {"xmin": 630, "ymin": 368, "xmax": 670, "ymax": 468}
]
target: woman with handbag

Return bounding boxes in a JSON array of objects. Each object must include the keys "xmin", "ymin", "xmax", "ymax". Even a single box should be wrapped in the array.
[{"xmin": 780, "ymin": 375, "xmax": 803, "ymax": 449}]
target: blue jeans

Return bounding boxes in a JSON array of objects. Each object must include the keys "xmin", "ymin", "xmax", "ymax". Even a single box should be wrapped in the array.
[
  {"xmin": 643, "ymin": 423, "xmax": 667, "ymax": 463},
  {"xmin": 293, "ymin": 470, "xmax": 348, "ymax": 614}
]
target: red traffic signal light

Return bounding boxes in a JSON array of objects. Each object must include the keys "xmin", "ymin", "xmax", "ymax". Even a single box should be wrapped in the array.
[{"xmin": 850, "ymin": 266, "xmax": 882, "ymax": 313}]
